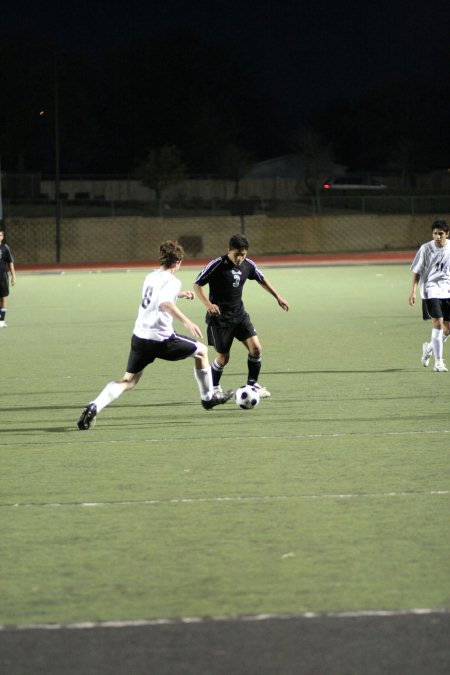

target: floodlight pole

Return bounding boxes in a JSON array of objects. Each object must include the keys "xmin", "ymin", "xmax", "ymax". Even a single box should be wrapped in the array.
[{"xmin": 54, "ymin": 53, "xmax": 61, "ymax": 263}]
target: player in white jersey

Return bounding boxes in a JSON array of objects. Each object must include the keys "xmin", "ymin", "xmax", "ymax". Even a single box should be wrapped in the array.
[
  {"xmin": 77, "ymin": 241, "xmax": 233, "ymax": 429},
  {"xmin": 409, "ymin": 220, "xmax": 450, "ymax": 372}
]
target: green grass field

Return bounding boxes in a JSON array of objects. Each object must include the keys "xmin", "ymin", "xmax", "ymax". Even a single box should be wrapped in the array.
[{"xmin": 1, "ymin": 264, "xmax": 449, "ymax": 626}]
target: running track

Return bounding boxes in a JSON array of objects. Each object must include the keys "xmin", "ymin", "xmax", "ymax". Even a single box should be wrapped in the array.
[{"xmin": 19, "ymin": 249, "xmax": 415, "ymax": 274}]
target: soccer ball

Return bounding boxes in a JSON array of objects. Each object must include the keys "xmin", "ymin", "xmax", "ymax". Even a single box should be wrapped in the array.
[{"xmin": 235, "ymin": 384, "xmax": 260, "ymax": 409}]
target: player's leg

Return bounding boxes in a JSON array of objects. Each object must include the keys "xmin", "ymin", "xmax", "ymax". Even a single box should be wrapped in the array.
[
  {"xmin": 237, "ymin": 314, "xmax": 270, "ymax": 398},
  {"xmin": 444, "ymin": 320, "xmax": 450, "ymax": 346},
  {"xmin": 77, "ymin": 334, "xmax": 151, "ymax": 429},
  {"xmin": 211, "ymin": 352, "xmax": 230, "ymax": 389},
  {"xmin": 421, "ymin": 300, "xmax": 433, "ymax": 366},
  {"xmin": 77, "ymin": 371, "xmax": 143, "ymax": 430},
  {"xmin": 242, "ymin": 335, "xmax": 262, "ymax": 381},
  {"xmin": 191, "ymin": 342, "xmax": 233, "ymax": 409},
  {"xmin": 436, "ymin": 307, "xmax": 450, "ymax": 367},
  {"xmin": 430, "ymin": 314, "xmax": 447, "ymax": 371},
  {"xmin": 207, "ymin": 322, "xmax": 233, "ymax": 390},
  {"xmin": 191, "ymin": 341, "xmax": 214, "ymax": 398},
  {"xmin": 422, "ymin": 300, "xmax": 447, "ymax": 371},
  {"xmin": 241, "ymin": 334, "xmax": 270, "ymax": 397},
  {"xmin": 423, "ymin": 324, "xmax": 450, "ymax": 365},
  {"xmin": 0, "ymin": 298, "xmax": 6, "ymax": 327},
  {"xmin": 442, "ymin": 303, "xmax": 450, "ymax": 348},
  {"xmin": 94, "ymin": 371, "xmax": 143, "ymax": 412},
  {"xmin": 161, "ymin": 334, "xmax": 233, "ymax": 409},
  {"xmin": 0, "ymin": 278, "xmax": 9, "ymax": 326}
]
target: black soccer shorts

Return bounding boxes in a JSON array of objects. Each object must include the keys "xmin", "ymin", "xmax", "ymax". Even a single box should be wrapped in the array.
[
  {"xmin": 0, "ymin": 271, "xmax": 10, "ymax": 297},
  {"xmin": 423, "ymin": 298, "xmax": 450, "ymax": 322},
  {"xmin": 126, "ymin": 333, "xmax": 199, "ymax": 373},
  {"xmin": 206, "ymin": 312, "xmax": 257, "ymax": 353}
]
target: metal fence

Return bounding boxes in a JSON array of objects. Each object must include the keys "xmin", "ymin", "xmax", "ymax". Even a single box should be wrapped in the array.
[{"xmin": 4, "ymin": 212, "xmax": 448, "ymax": 266}]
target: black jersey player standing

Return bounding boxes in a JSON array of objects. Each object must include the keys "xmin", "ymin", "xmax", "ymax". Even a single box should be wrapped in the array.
[
  {"xmin": 193, "ymin": 234, "xmax": 289, "ymax": 398},
  {"xmin": 0, "ymin": 229, "xmax": 16, "ymax": 328}
]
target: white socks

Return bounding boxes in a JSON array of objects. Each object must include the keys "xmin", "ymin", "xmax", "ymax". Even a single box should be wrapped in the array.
[
  {"xmin": 431, "ymin": 328, "xmax": 444, "ymax": 361},
  {"xmin": 93, "ymin": 381, "xmax": 126, "ymax": 412},
  {"xmin": 194, "ymin": 367, "xmax": 213, "ymax": 400},
  {"xmin": 92, "ymin": 367, "xmax": 214, "ymax": 413}
]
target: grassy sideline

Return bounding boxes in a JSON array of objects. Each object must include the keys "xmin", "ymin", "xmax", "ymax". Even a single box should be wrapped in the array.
[{"xmin": 0, "ymin": 265, "xmax": 449, "ymax": 625}]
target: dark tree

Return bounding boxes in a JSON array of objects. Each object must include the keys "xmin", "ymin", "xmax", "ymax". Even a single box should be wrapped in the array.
[{"xmin": 136, "ymin": 145, "xmax": 187, "ymax": 199}]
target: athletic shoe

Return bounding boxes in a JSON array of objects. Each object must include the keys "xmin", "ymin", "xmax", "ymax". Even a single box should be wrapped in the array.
[
  {"xmin": 202, "ymin": 389, "xmax": 234, "ymax": 410},
  {"xmin": 421, "ymin": 342, "xmax": 432, "ymax": 367},
  {"xmin": 213, "ymin": 385, "xmax": 223, "ymax": 394},
  {"xmin": 0, "ymin": 321, "xmax": 7, "ymax": 328},
  {"xmin": 77, "ymin": 403, "xmax": 97, "ymax": 430},
  {"xmin": 433, "ymin": 361, "xmax": 448, "ymax": 372},
  {"xmin": 252, "ymin": 383, "xmax": 271, "ymax": 398}
]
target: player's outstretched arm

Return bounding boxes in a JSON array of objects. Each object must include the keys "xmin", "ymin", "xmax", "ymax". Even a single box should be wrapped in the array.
[
  {"xmin": 193, "ymin": 283, "xmax": 221, "ymax": 315},
  {"xmin": 159, "ymin": 301, "xmax": 203, "ymax": 338},
  {"xmin": 409, "ymin": 273, "xmax": 420, "ymax": 306},
  {"xmin": 259, "ymin": 278, "xmax": 289, "ymax": 311},
  {"xmin": 9, "ymin": 261, "xmax": 16, "ymax": 286},
  {"xmin": 178, "ymin": 290, "xmax": 195, "ymax": 300}
]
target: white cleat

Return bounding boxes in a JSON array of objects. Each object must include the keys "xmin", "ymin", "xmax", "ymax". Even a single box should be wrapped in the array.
[
  {"xmin": 421, "ymin": 342, "xmax": 432, "ymax": 367},
  {"xmin": 433, "ymin": 361, "xmax": 448, "ymax": 372},
  {"xmin": 0, "ymin": 321, "xmax": 7, "ymax": 328},
  {"xmin": 252, "ymin": 383, "xmax": 271, "ymax": 398}
]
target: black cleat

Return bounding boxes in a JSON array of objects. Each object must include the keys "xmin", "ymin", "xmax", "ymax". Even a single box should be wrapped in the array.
[
  {"xmin": 77, "ymin": 403, "xmax": 97, "ymax": 430},
  {"xmin": 201, "ymin": 389, "xmax": 234, "ymax": 410}
]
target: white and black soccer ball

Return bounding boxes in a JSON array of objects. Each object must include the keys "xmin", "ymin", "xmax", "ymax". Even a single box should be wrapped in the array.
[{"xmin": 235, "ymin": 384, "xmax": 260, "ymax": 409}]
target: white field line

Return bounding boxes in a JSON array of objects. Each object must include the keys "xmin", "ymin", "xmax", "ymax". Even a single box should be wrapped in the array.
[
  {"xmin": 2, "ymin": 490, "xmax": 448, "ymax": 510},
  {"xmin": 2, "ymin": 427, "xmax": 450, "ymax": 449},
  {"xmin": 1, "ymin": 608, "xmax": 448, "ymax": 632}
]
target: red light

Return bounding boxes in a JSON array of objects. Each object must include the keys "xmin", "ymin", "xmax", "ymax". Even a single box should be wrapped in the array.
[{"xmin": 323, "ymin": 183, "xmax": 330, "ymax": 189}]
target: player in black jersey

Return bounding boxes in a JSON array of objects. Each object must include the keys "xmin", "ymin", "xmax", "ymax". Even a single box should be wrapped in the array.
[
  {"xmin": 194, "ymin": 234, "xmax": 289, "ymax": 398},
  {"xmin": 0, "ymin": 229, "xmax": 16, "ymax": 328}
]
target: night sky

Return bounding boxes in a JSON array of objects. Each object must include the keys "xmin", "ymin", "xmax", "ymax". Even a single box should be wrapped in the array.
[
  {"xmin": 4, "ymin": 0, "xmax": 448, "ymax": 112},
  {"xmin": 1, "ymin": 0, "xmax": 449, "ymax": 173}
]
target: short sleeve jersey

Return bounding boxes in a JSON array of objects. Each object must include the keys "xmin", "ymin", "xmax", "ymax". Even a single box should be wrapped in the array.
[
  {"xmin": 133, "ymin": 268, "xmax": 181, "ymax": 341},
  {"xmin": 0, "ymin": 243, "xmax": 13, "ymax": 275},
  {"xmin": 411, "ymin": 240, "xmax": 450, "ymax": 299},
  {"xmin": 194, "ymin": 255, "xmax": 264, "ymax": 323}
]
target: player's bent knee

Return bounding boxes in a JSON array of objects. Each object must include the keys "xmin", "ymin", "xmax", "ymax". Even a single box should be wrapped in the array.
[
  {"xmin": 194, "ymin": 343, "xmax": 208, "ymax": 359},
  {"xmin": 118, "ymin": 372, "xmax": 141, "ymax": 390}
]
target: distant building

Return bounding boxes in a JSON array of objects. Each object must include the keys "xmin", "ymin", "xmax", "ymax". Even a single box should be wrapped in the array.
[{"xmin": 245, "ymin": 154, "xmax": 347, "ymax": 194}]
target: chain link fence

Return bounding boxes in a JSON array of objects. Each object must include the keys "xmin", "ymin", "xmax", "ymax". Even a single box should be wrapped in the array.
[
  {"xmin": 2, "ymin": 172, "xmax": 448, "ymax": 264},
  {"xmin": 3, "ymin": 212, "xmax": 448, "ymax": 266}
]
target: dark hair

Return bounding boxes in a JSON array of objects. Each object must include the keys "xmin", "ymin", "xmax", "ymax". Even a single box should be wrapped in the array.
[
  {"xmin": 432, "ymin": 219, "xmax": 449, "ymax": 233},
  {"xmin": 229, "ymin": 234, "xmax": 249, "ymax": 250},
  {"xmin": 159, "ymin": 240, "xmax": 184, "ymax": 267}
]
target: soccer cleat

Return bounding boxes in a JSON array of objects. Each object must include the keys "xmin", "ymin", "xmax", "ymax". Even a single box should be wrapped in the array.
[
  {"xmin": 251, "ymin": 383, "xmax": 271, "ymax": 399},
  {"xmin": 433, "ymin": 361, "xmax": 448, "ymax": 372},
  {"xmin": 213, "ymin": 385, "xmax": 223, "ymax": 394},
  {"xmin": 202, "ymin": 389, "xmax": 234, "ymax": 410},
  {"xmin": 0, "ymin": 321, "xmax": 7, "ymax": 328},
  {"xmin": 77, "ymin": 403, "xmax": 97, "ymax": 430},
  {"xmin": 421, "ymin": 342, "xmax": 432, "ymax": 367}
]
